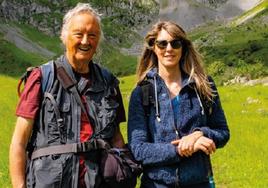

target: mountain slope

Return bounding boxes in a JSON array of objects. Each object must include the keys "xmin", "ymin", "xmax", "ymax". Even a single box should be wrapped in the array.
[
  {"xmin": 217, "ymin": 0, "xmax": 262, "ymax": 19},
  {"xmin": 0, "ymin": 24, "xmax": 56, "ymax": 58},
  {"xmin": 0, "ymin": 31, "xmax": 46, "ymax": 77},
  {"xmin": 190, "ymin": 1, "xmax": 268, "ymax": 84},
  {"xmin": 0, "ymin": 0, "xmax": 159, "ymax": 77},
  {"xmin": 230, "ymin": 0, "xmax": 268, "ymax": 26},
  {"xmin": 143, "ymin": 0, "xmax": 263, "ymax": 33},
  {"xmin": 0, "ymin": 21, "xmax": 139, "ymax": 77},
  {"xmin": 0, "ymin": 0, "xmax": 267, "ymax": 82}
]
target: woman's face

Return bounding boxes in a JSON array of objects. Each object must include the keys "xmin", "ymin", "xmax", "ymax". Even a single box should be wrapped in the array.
[{"xmin": 154, "ymin": 29, "xmax": 182, "ymax": 70}]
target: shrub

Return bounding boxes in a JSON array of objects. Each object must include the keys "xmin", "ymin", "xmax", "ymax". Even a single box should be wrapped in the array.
[
  {"xmin": 248, "ymin": 40, "xmax": 262, "ymax": 52},
  {"xmin": 207, "ymin": 61, "xmax": 226, "ymax": 77},
  {"xmin": 236, "ymin": 59, "xmax": 268, "ymax": 79}
]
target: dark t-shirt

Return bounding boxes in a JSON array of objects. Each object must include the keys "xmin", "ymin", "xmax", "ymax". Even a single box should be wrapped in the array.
[{"xmin": 16, "ymin": 67, "xmax": 126, "ymax": 187}]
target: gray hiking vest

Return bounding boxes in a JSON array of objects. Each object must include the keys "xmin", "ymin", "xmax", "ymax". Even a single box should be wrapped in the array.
[{"xmin": 26, "ymin": 55, "xmax": 120, "ymax": 188}]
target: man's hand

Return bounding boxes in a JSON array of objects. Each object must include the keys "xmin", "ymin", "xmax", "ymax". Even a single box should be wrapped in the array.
[{"xmin": 111, "ymin": 126, "xmax": 125, "ymax": 148}]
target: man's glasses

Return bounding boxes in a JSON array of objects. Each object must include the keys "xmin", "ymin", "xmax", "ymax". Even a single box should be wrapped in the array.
[{"xmin": 155, "ymin": 39, "xmax": 182, "ymax": 49}]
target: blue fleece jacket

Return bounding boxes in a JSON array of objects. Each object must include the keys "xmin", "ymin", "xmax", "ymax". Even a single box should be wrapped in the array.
[{"xmin": 127, "ymin": 68, "xmax": 230, "ymax": 187}]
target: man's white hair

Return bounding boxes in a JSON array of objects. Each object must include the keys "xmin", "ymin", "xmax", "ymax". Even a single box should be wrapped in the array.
[{"xmin": 60, "ymin": 3, "xmax": 102, "ymax": 44}]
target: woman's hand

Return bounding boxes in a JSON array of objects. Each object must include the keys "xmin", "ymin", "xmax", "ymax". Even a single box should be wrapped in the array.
[
  {"xmin": 194, "ymin": 136, "xmax": 216, "ymax": 155},
  {"xmin": 171, "ymin": 131, "xmax": 203, "ymax": 157}
]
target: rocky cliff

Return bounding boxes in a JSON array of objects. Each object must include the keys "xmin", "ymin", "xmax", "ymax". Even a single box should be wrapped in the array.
[
  {"xmin": 0, "ymin": 0, "xmax": 159, "ymax": 37},
  {"xmin": 149, "ymin": 0, "xmax": 263, "ymax": 32},
  {"xmin": 195, "ymin": 0, "xmax": 228, "ymax": 8}
]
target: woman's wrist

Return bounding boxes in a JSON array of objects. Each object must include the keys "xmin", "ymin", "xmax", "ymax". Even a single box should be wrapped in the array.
[{"xmin": 193, "ymin": 131, "xmax": 203, "ymax": 140}]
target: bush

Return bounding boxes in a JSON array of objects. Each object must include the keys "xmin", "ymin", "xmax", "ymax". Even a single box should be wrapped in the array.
[
  {"xmin": 207, "ymin": 61, "xmax": 226, "ymax": 77},
  {"xmin": 236, "ymin": 59, "xmax": 268, "ymax": 79},
  {"xmin": 248, "ymin": 40, "xmax": 262, "ymax": 52}
]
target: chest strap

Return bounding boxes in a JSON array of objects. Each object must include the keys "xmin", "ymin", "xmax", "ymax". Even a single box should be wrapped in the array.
[
  {"xmin": 31, "ymin": 139, "xmax": 109, "ymax": 160},
  {"xmin": 56, "ymin": 64, "xmax": 90, "ymax": 119}
]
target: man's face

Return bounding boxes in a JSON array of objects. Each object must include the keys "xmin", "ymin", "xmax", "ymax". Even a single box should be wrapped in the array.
[{"xmin": 65, "ymin": 12, "xmax": 101, "ymax": 65}]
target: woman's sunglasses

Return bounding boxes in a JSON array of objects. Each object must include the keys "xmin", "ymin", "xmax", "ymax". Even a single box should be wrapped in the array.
[{"xmin": 155, "ymin": 39, "xmax": 182, "ymax": 49}]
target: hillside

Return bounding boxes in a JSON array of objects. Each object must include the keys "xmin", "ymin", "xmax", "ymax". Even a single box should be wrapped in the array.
[
  {"xmin": 190, "ymin": 0, "xmax": 268, "ymax": 84},
  {"xmin": 0, "ymin": 0, "xmax": 159, "ymax": 77},
  {"xmin": 0, "ymin": 0, "xmax": 158, "ymax": 40},
  {"xmin": 230, "ymin": 0, "xmax": 268, "ymax": 26},
  {"xmin": 0, "ymin": 0, "xmax": 267, "ymax": 83},
  {"xmin": 142, "ymin": 0, "xmax": 263, "ymax": 33}
]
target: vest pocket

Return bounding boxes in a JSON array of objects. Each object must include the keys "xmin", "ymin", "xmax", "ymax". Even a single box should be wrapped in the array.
[
  {"xmin": 31, "ymin": 155, "xmax": 64, "ymax": 187},
  {"xmin": 46, "ymin": 101, "xmax": 71, "ymax": 144},
  {"xmin": 88, "ymin": 97, "xmax": 118, "ymax": 139}
]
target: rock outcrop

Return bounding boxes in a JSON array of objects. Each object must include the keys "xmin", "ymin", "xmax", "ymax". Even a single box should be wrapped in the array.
[
  {"xmin": 0, "ymin": 0, "xmax": 159, "ymax": 36},
  {"xmin": 195, "ymin": 0, "xmax": 228, "ymax": 8}
]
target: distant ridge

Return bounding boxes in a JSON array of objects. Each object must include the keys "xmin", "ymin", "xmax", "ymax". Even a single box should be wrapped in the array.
[
  {"xmin": 230, "ymin": 0, "xmax": 268, "ymax": 26},
  {"xmin": 142, "ymin": 0, "xmax": 263, "ymax": 33}
]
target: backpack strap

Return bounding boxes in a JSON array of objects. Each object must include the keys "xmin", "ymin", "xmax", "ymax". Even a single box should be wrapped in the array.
[
  {"xmin": 139, "ymin": 80, "xmax": 155, "ymax": 117},
  {"xmin": 205, "ymin": 76, "xmax": 216, "ymax": 115},
  {"xmin": 17, "ymin": 61, "xmax": 55, "ymax": 97},
  {"xmin": 17, "ymin": 67, "xmax": 36, "ymax": 97},
  {"xmin": 100, "ymin": 66, "xmax": 112, "ymax": 86},
  {"xmin": 55, "ymin": 62, "xmax": 89, "ymax": 118},
  {"xmin": 99, "ymin": 65, "xmax": 119, "ymax": 93},
  {"xmin": 140, "ymin": 81, "xmax": 151, "ymax": 117},
  {"xmin": 194, "ymin": 76, "xmax": 215, "ymax": 116},
  {"xmin": 40, "ymin": 60, "xmax": 55, "ymax": 93},
  {"xmin": 194, "ymin": 85, "xmax": 214, "ymax": 116},
  {"xmin": 31, "ymin": 138, "xmax": 110, "ymax": 160}
]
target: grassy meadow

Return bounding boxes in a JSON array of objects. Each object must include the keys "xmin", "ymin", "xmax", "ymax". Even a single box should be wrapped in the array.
[
  {"xmin": 0, "ymin": 75, "xmax": 18, "ymax": 188},
  {"xmin": 1, "ymin": 74, "xmax": 268, "ymax": 187}
]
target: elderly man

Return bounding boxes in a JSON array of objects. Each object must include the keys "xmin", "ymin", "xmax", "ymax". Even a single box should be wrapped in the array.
[{"xmin": 9, "ymin": 3, "xmax": 125, "ymax": 188}]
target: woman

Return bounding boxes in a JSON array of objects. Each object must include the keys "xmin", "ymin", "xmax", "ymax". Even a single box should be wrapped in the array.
[{"xmin": 127, "ymin": 21, "xmax": 230, "ymax": 188}]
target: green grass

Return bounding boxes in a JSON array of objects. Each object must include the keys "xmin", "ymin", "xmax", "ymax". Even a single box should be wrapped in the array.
[
  {"xmin": 213, "ymin": 85, "xmax": 268, "ymax": 187},
  {"xmin": 0, "ymin": 75, "xmax": 18, "ymax": 187},
  {"xmin": 1, "ymin": 74, "xmax": 268, "ymax": 187},
  {"xmin": 119, "ymin": 75, "xmax": 137, "ymax": 141}
]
